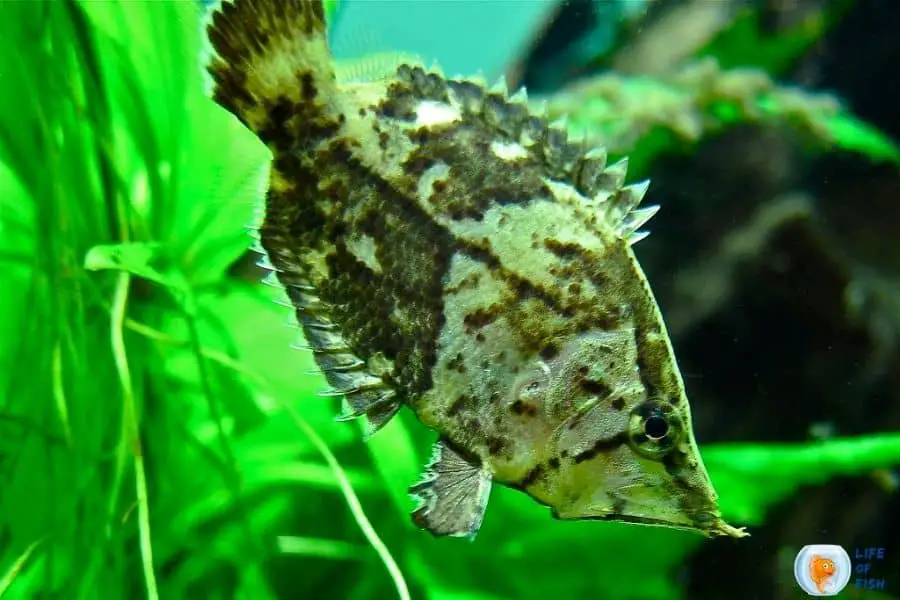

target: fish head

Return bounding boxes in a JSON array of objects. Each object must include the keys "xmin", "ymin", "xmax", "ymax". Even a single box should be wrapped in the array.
[
  {"xmin": 513, "ymin": 327, "xmax": 746, "ymax": 538},
  {"xmin": 814, "ymin": 557, "xmax": 836, "ymax": 575}
]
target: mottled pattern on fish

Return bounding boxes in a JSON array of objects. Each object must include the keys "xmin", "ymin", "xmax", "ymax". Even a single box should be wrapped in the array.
[{"xmin": 204, "ymin": 0, "xmax": 747, "ymax": 539}]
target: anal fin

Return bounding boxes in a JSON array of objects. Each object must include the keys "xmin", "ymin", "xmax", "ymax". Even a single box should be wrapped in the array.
[{"xmin": 409, "ymin": 439, "xmax": 492, "ymax": 539}]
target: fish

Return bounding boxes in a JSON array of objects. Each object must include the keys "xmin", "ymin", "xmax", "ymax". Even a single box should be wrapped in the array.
[
  {"xmin": 202, "ymin": 0, "xmax": 748, "ymax": 540},
  {"xmin": 809, "ymin": 555, "xmax": 837, "ymax": 594}
]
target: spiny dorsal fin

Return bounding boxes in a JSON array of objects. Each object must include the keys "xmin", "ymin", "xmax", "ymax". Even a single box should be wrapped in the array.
[
  {"xmin": 581, "ymin": 154, "xmax": 658, "ymax": 244},
  {"xmin": 387, "ymin": 63, "xmax": 661, "ymax": 243}
]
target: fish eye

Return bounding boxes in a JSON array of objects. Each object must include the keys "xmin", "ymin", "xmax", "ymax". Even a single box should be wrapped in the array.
[
  {"xmin": 644, "ymin": 415, "xmax": 669, "ymax": 440},
  {"xmin": 627, "ymin": 401, "xmax": 683, "ymax": 459}
]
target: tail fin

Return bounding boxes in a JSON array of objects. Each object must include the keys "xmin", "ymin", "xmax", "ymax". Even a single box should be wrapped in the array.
[{"xmin": 203, "ymin": 0, "xmax": 339, "ymax": 138}]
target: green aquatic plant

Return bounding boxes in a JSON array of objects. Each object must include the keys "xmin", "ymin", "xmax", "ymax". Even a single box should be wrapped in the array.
[
  {"xmin": 541, "ymin": 0, "xmax": 897, "ymax": 177},
  {"xmin": 0, "ymin": 2, "xmax": 898, "ymax": 599},
  {"xmin": 543, "ymin": 58, "xmax": 900, "ymax": 180}
]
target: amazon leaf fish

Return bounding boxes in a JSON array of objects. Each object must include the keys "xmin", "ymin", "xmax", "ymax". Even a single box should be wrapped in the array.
[{"xmin": 202, "ymin": 0, "xmax": 748, "ymax": 540}]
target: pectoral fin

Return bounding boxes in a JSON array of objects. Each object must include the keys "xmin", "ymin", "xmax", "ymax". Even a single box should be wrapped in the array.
[{"xmin": 409, "ymin": 439, "xmax": 492, "ymax": 539}]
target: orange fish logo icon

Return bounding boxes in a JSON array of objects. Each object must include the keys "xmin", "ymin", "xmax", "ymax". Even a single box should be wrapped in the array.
[
  {"xmin": 809, "ymin": 555, "xmax": 837, "ymax": 594},
  {"xmin": 794, "ymin": 545, "xmax": 850, "ymax": 596}
]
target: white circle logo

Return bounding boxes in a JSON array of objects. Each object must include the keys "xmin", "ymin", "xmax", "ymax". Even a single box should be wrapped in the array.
[{"xmin": 794, "ymin": 545, "xmax": 851, "ymax": 596}]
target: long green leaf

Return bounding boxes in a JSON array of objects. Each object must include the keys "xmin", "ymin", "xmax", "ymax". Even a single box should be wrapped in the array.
[{"xmin": 706, "ymin": 433, "xmax": 900, "ymax": 525}]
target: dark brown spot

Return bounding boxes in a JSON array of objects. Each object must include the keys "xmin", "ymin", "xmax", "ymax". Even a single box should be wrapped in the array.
[
  {"xmin": 611, "ymin": 397, "xmax": 626, "ymax": 411},
  {"xmin": 539, "ymin": 344, "xmax": 559, "ymax": 360},
  {"xmin": 580, "ymin": 379, "xmax": 612, "ymax": 397},
  {"xmin": 320, "ymin": 177, "xmax": 349, "ymax": 203},
  {"xmin": 402, "ymin": 118, "xmax": 551, "ymax": 222},
  {"xmin": 547, "ymin": 457, "xmax": 561, "ymax": 469},
  {"xmin": 544, "ymin": 238, "xmax": 582, "ymax": 259},
  {"xmin": 447, "ymin": 352, "xmax": 466, "ymax": 374},
  {"xmin": 573, "ymin": 432, "xmax": 628, "ymax": 463},
  {"xmin": 520, "ymin": 464, "xmax": 545, "ymax": 487},
  {"xmin": 474, "ymin": 332, "xmax": 486, "ymax": 343},
  {"xmin": 407, "ymin": 128, "xmax": 429, "ymax": 144},
  {"xmin": 464, "ymin": 417, "xmax": 479, "ymax": 432},
  {"xmin": 450, "ymin": 208, "xmax": 481, "ymax": 221},
  {"xmin": 376, "ymin": 82, "xmax": 418, "ymax": 120},
  {"xmin": 662, "ymin": 453, "xmax": 689, "ymax": 483},
  {"xmin": 510, "ymin": 399, "xmax": 537, "ymax": 417},
  {"xmin": 463, "ymin": 306, "xmax": 501, "ymax": 331},
  {"xmin": 402, "ymin": 154, "xmax": 436, "ymax": 176},
  {"xmin": 256, "ymin": 96, "xmax": 294, "ymax": 147},
  {"xmin": 486, "ymin": 436, "xmax": 506, "ymax": 455},
  {"xmin": 431, "ymin": 179, "xmax": 447, "ymax": 195},
  {"xmin": 325, "ymin": 139, "xmax": 353, "ymax": 165},
  {"xmin": 300, "ymin": 72, "xmax": 316, "ymax": 101},
  {"xmin": 447, "ymin": 394, "xmax": 472, "ymax": 417}
]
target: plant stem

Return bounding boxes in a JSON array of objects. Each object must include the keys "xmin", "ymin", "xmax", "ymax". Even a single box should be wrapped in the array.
[
  {"xmin": 283, "ymin": 405, "xmax": 410, "ymax": 600},
  {"xmin": 110, "ymin": 272, "xmax": 158, "ymax": 600}
]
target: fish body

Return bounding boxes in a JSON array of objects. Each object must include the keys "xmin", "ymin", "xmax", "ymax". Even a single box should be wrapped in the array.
[
  {"xmin": 204, "ymin": 0, "xmax": 746, "ymax": 539},
  {"xmin": 809, "ymin": 555, "xmax": 836, "ymax": 594}
]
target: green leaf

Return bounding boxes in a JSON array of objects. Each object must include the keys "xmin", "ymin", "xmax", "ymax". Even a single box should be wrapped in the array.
[
  {"xmin": 552, "ymin": 63, "xmax": 900, "ymax": 175},
  {"xmin": 0, "ymin": 538, "xmax": 44, "ymax": 599},
  {"xmin": 705, "ymin": 433, "xmax": 900, "ymax": 526},
  {"xmin": 169, "ymin": 108, "xmax": 269, "ymax": 288},
  {"xmin": 819, "ymin": 112, "xmax": 900, "ymax": 164},
  {"xmin": 754, "ymin": 94, "xmax": 900, "ymax": 164},
  {"xmin": 83, "ymin": 242, "xmax": 178, "ymax": 289},
  {"xmin": 0, "ymin": 161, "xmax": 36, "ymax": 397},
  {"xmin": 82, "ymin": 0, "xmax": 272, "ymax": 287},
  {"xmin": 698, "ymin": 2, "xmax": 850, "ymax": 75}
]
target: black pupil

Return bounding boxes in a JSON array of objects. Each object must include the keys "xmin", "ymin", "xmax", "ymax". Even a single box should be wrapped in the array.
[{"xmin": 644, "ymin": 416, "xmax": 669, "ymax": 440}]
